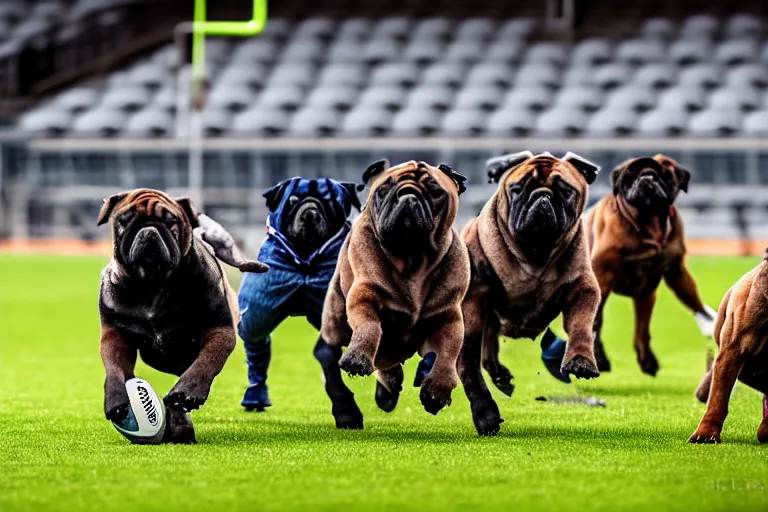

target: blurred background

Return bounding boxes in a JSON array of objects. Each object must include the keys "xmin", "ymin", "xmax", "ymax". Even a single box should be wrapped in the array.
[{"xmin": 0, "ymin": 0, "xmax": 767, "ymax": 255}]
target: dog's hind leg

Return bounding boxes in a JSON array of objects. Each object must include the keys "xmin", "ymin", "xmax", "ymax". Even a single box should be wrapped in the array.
[
  {"xmin": 375, "ymin": 365, "xmax": 404, "ymax": 413},
  {"xmin": 695, "ymin": 368, "xmax": 713, "ymax": 403},
  {"xmin": 689, "ymin": 336, "xmax": 751, "ymax": 443},
  {"xmin": 314, "ymin": 336, "xmax": 364, "ymax": 429},
  {"xmin": 633, "ymin": 292, "xmax": 659, "ymax": 376},
  {"xmin": 460, "ymin": 296, "xmax": 503, "ymax": 435},
  {"xmin": 758, "ymin": 395, "xmax": 768, "ymax": 443},
  {"xmin": 481, "ymin": 316, "xmax": 514, "ymax": 397}
]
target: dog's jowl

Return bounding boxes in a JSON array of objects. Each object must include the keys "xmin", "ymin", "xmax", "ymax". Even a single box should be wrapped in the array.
[
  {"xmin": 689, "ymin": 256, "xmax": 768, "ymax": 444},
  {"xmin": 316, "ymin": 160, "xmax": 469, "ymax": 429},
  {"xmin": 97, "ymin": 188, "xmax": 266, "ymax": 443},
  {"xmin": 460, "ymin": 151, "xmax": 601, "ymax": 436}
]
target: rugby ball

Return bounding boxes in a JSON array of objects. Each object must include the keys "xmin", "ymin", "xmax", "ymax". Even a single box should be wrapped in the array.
[{"xmin": 111, "ymin": 378, "xmax": 166, "ymax": 444}]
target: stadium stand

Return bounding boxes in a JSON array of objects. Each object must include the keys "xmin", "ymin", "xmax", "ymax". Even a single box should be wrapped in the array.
[{"xmin": 8, "ymin": 9, "xmax": 768, "ymax": 138}]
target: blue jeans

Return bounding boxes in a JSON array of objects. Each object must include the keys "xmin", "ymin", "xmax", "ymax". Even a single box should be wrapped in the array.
[{"xmin": 238, "ymin": 265, "xmax": 335, "ymax": 389}]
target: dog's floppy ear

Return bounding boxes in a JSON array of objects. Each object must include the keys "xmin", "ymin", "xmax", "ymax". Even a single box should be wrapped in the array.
[
  {"xmin": 486, "ymin": 151, "xmax": 533, "ymax": 183},
  {"xmin": 655, "ymin": 154, "xmax": 691, "ymax": 193},
  {"xmin": 563, "ymin": 152, "xmax": 600, "ymax": 185},
  {"xmin": 610, "ymin": 165, "xmax": 624, "ymax": 196},
  {"xmin": 359, "ymin": 159, "xmax": 389, "ymax": 190},
  {"xmin": 97, "ymin": 191, "xmax": 129, "ymax": 226},
  {"xmin": 175, "ymin": 197, "xmax": 200, "ymax": 229},
  {"xmin": 437, "ymin": 163, "xmax": 467, "ymax": 195},
  {"xmin": 339, "ymin": 181, "xmax": 363, "ymax": 211},
  {"xmin": 262, "ymin": 180, "xmax": 292, "ymax": 212}
]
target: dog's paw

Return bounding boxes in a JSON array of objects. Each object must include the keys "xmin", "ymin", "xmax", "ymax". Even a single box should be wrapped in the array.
[
  {"xmin": 490, "ymin": 371, "xmax": 515, "ymax": 397},
  {"xmin": 164, "ymin": 408, "xmax": 197, "ymax": 444},
  {"xmin": 473, "ymin": 409, "xmax": 504, "ymax": 436},
  {"xmin": 105, "ymin": 401, "xmax": 131, "ymax": 422},
  {"xmin": 333, "ymin": 408, "xmax": 364, "ymax": 430},
  {"xmin": 375, "ymin": 381, "xmax": 400, "ymax": 413},
  {"xmin": 561, "ymin": 355, "xmax": 600, "ymax": 380},
  {"xmin": 638, "ymin": 352, "xmax": 660, "ymax": 377},
  {"xmin": 339, "ymin": 350, "xmax": 374, "ymax": 377},
  {"xmin": 104, "ymin": 385, "xmax": 131, "ymax": 421},
  {"xmin": 419, "ymin": 382, "xmax": 453, "ymax": 415},
  {"xmin": 688, "ymin": 431, "xmax": 721, "ymax": 444},
  {"xmin": 165, "ymin": 380, "xmax": 211, "ymax": 412}
]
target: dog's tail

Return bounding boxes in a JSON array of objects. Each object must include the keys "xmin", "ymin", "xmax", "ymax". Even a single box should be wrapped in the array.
[{"xmin": 197, "ymin": 214, "xmax": 268, "ymax": 273}]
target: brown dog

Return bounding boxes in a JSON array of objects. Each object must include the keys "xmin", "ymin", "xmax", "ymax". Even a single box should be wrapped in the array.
[
  {"xmin": 98, "ymin": 188, "xmax": 267, "ymax": 443},
  {"xmin": 690, "ymin": 258, "xmax": 768, "ymax": 444},
  {"xmin": 460, "ymin": 151, "xmax": 602, "ymax": 436},
  {"xmin": 588, "ymin": 154, "xmax": 715, "ymax": 376},
  {"xmin": 314, "ymin": 160, "xmax": 469, "ymax": 429}
]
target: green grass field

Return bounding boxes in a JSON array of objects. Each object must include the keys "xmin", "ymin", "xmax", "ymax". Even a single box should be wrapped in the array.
[{"xmin": 1, "ymin": 254, "xmax": 767, "ymax": 511}]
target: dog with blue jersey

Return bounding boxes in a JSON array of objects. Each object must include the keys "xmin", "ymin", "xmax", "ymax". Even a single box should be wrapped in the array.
[{"xmin": 236, "ymin": 177, "xmax": 361, "ymax": 410}]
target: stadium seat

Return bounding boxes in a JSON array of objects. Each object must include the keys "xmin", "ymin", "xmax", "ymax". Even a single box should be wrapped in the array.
[
  {"xmin": 678, "ymin": 63, "xmax": 723, "ymax": 89},
  {"xmin": 525, "ymin": 42, "xmax": 568, "ymax": 66},
  {"xmin": 364, "ymin": 38, "xmax": 402, "ymax": 63},
  {"xmin": 680, "ymin": 14, "xmax": 719, "ymax": 38},
  {"xmin": 657, "ymin": 86, "xmax": 707, "ymax": 111},
  {"xmin": 357, "ymin": 86, "xmax": 407, "ymax": 111},
  {"xmin": 441, "ymin": 108, "xmax": 487, "ymax": 136},
  {"xmin": 587, "ymin": 108, "xmax": 639, "ymax": 137},
  {"xmin": 708, "ymin": 87, "xmax": 761, "ymax": 111},
  {"xmin": 295, "ymin": 17, "xmax": 336, "ymax": 40},
  {"xmin": 455, "ymin": 18, "xmax": 496, "ymax": 41},
  {"xmin": 485, "ymin": 40, "xmax": 525, "ymax": 62},
  {"xmin": 18, "ymin": 107, "xmax": 73, "ymax": 136},
  {"xmin": 669, "ymin": 39, "xmax": 713, "ymax": 66},
  {"xmin": 715, "ymin": 39, "xmax": 760, "ymax": 65},
  {"xmin": 571, "ymin": 39, "xmax": 612, "ymax": 65},
  {"xmin": 562, "ymin": 66, "xmax": 596, "ymax": 86},
  {"xmin": 444, "ymin": 39, "xmax": 487, "ymax": 63},
  {"xmin": 71, "ymin": 108, "xmax": 127, "ymax": 137},
  {"xmin": 742, "ymin": 110, "xmax": 768, "ymax": 135},
  {"xmin": 124, "ymin": 108, "xmax": 174, "ymax": 137},
  {"xmin": 282, "ymin": 40, "xmax": 326, "ymax": 62},
  {"xmin": 615, "ymin": 39, "xmax": 666, "ymax": 65},
  {"xmin": 422, "ymin": 62, "xmax": 467, "ymax": 87},
  {"xmin": 502, "ymin": 86, "xmax": 553, "ymax": 111},
  {"xmin": 487, "ymin": 107, "xmax": 535, "ymax": 136},
  {"xmin": 637, "ymin": 108, "xmax": 689, "ymax": 136},
  {"xmin": 634, "ymin": 63, "xmax": 676, "ymax": 89},
  {"xmin": 372, "ymin": 17, "xmax": 411, "ymax": 41},
  {"xmin": 232, "ymin": 107, "xmax": 290, "ymax": 136},
  {"xmin": 218, "ymin": 63, "xmax": 269, "ymax": 88},
  {"xmin": 54, "ymin": 87, "xmax": 100, "ymax": 113},
  {"xmin": 554, "ymin": 86, "xmax": 603, "ymax": 112},
  {"xmin": 688, "ymin": 109, "xmax": 742, "ymax": 136},
  {"xmin": 340, "ymin": 107, "xmax": 392, "ymax": 136},
  {"xmin": 412, "ymin": 18, "xmax": 453, "ymax": 41},
  {"xmin": 127, "ymin": 63, "xmax": 167, "ymax": 89},
  {"xmin": 231, "ymin": 39, "xmax": 280, "ymax": 64},
  {"xmin": 207, "ymin": 84, "xmax": 256, "ymax": 111},
  {"xmin": 534, "ymin": 108, "xmax": 588, "ymax": 137},
  {"xmin": 267, "ymin": 63, "xmax": 316, "ymax": 86},
  {"xmin": 515, "ymin": 63, "xmax": 560, "ymax": 88},
  {"xmin": 454, "ymin": 85, "xmax": 504, "ymax": 110},
  {"xmin": 255, "ymin": 85, "xmax": 305, "ymax": 110},
  {"xmin": 406, "ymin": 85, "xmax": 454, "ymax": 110},
  {"xmin": 306, "ymin": 85, "xmax": 360, "ymax": 111},
  {"xmin": 391, "ymin": 108, "xmax": 441, "ymax": 135},
  {"xmin": 497, "ymin": 18, "xmax": 537, "ymax": 40},
  {"xmin": 605, "ymin": 86, "xmax": 656, "ymax": 111},
  {"xmin": 466, "ymin": 62, "xmax": 515, "ymax": 87},
  {"xmin": 403, "ymin": 39, "xmax": 445, "ymax": 63},
  {"xmin": 202, "ymin": 109, "xmax": 232, "ymax": 137},
  {"xmin": 338, "ymin": 18, "xmax": 372, "ymax": 40},
  {"xmin": 725, "ymin": 64, "xmax": 768, "ymax": 88},
  {"xmin": 318, "ymin": 63, "xmax": 366, "ymax": 87},
  {"xmin": 100, "ymin": 86, "xmax": 152, "ymax": 111},
  {"xmin": 370, "ymin": 62, "xmax": 420, "ymax": 87},
  {"xmin": 289, "ymin": 108, "xmax": 341, "ymax": 137},
  {"xmin": 593, "ymin": 62, "xmax": 632, "ymax": 89}
]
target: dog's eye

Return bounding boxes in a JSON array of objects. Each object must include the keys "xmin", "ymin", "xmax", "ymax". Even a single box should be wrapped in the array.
[
  {"xmin": 287, "ymin": 196, "xmax": 299, "ymax": 208},
  {"xmin": 508, "ymin": 183, "xmax": 523, "ymax": 195},
  {"xmin": 117, "ymin": 210, "xmax": 134, "ymax": 225},
  {"xmin": 424, "ymin": 177, "xmax": 443, "ymax": 196},
  {"xmin": 557, "ymin": 180, "xmax": 577, "ymax": 201}
]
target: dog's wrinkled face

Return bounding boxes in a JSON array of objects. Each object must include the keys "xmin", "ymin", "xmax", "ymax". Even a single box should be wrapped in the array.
[
  {"xmin": 612, "ymin": 154, "xmax": 690, "ymax": 211},
  {"xmin": 489, "ymin": 151, "xmax": 598, "ymax": 266},
  {"xmin": 98, "ymin": 189, "xmax": 198, "ymax": 280},
  {"xmin": 263, "ymin": 179, "xmax": 360, "ymax": 259},
  {"xmin": 365, "ymin": 160, "xmax": 464, "ymax": 254}
]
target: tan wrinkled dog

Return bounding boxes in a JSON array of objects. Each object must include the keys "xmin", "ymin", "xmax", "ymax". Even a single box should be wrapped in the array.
[
  {"xmin": 459, "ymin": 151, "xmax": 602, "ymax": 435},
  {"xmin": 690, "ymin": 257, "xmax": 768, "ymax": 444},
  {"xmin": 313, "ymin": 160, "xmax": 470, "ymax": 430}
]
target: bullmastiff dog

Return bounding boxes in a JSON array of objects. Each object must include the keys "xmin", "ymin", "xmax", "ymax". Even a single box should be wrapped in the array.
[
  {"xmin": 98, "ymin": 188, "xmax": 267, "ymax": 443},
  {"xmin": 690, "ymin": 257, "xmax": 768, "ymax": 444},
  {"xmin": 460, "ymin": 151, "xmax": 602, "ymax": 436},
  {"xmin": 314, "ymin": 160, "xmax": 469, "ymax": 429},
  {"xmin": 586, "ymin": 154, "xmax": 715, "ymax": 376}
]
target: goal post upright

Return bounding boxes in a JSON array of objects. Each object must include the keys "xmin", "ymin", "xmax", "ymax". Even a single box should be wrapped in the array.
[{"xmin": 187, "ymin": 0, "xmax": 268, "ymax": 209}]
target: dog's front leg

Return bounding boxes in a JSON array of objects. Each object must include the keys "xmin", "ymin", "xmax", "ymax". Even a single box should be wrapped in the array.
[
  {"xmin": 419, "ymin": 306, "xmax": 463, "ymax": 415},
  {"xmin": 100, "ymin": 324, "xmax": 137, "ymax": 421},
  {"xmin": 633, "ymin": 292, "xmax": 659, "ymax": 376},
  {"xmin": 339, "ymin": 284, "xmax": 381, "ymax": 377},
  {"xmin": 560, "ymin": 281, "xmax": 600, "ymax": 379},
  {"xmin": 165, "ymin": 326, "xmax": 236, "ymax": 412}
]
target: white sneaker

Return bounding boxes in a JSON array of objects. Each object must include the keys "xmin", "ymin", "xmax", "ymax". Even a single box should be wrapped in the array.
[{"xmin": 695, "ymin": 305, "xmax": 718, "ymax": 338}]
